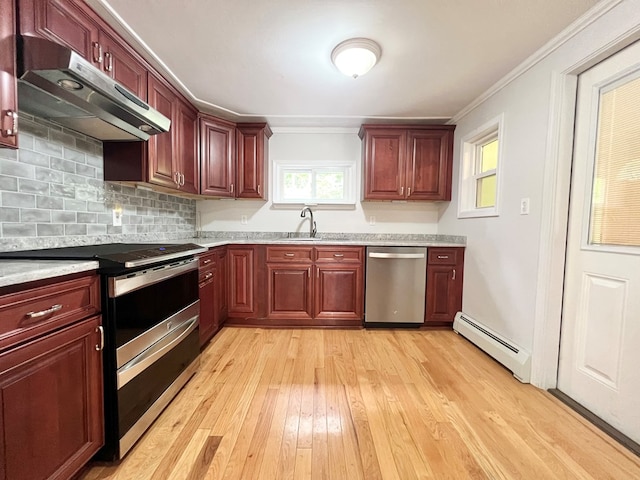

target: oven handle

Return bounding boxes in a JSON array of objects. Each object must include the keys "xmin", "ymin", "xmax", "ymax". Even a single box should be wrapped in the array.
[
  {"xmin": 109, "ymin": 257, "xmax": 198, "ymax": 298},
  {"xmin": 117, "ymin": 315, "xmax": 198, "ymax": 389}
]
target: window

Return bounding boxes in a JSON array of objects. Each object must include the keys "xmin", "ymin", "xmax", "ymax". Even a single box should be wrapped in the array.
[
  {"xmin": 458, "ymin": 115, "xmax": 503, "ymax": 218},
  {"xmin": 273, "ymin": 160, "xmax": 355, "ymax": 205}
]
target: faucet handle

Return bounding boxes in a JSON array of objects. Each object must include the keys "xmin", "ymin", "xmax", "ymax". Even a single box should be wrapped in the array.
[{"xmin": 312, "ymin": 221, "xmax": 317, "ymax": 238}]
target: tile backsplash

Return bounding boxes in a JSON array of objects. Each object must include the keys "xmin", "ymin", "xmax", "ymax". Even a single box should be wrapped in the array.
[{"xmin": 0, "ymin": 114, "xmax": 196, "ymax": 251}]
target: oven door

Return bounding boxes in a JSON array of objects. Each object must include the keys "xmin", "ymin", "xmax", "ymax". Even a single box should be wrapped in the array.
[{"xmin": 104, "ymin": 257, "xmax": 200, "ymax": 458}]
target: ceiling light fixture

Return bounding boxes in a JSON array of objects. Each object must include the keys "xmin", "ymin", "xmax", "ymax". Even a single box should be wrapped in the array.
[{"xmin": 331, "ymin": 38, "xmax": 381, "ymax": 79}]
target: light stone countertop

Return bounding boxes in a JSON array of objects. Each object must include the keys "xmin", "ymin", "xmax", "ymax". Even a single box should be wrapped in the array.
[
  {"xmin": 0, "ymin": 260, "xmax": 99, "ymax": 288},
  {"xmin": 181, "ymin": 237, "xmax": 467, "ymax": 249}
]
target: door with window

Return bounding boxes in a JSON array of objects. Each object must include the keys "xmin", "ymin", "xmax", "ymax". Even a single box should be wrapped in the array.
[{"xmin": 558, "ymin": 40, "xmax": 640, "ymax": 443}]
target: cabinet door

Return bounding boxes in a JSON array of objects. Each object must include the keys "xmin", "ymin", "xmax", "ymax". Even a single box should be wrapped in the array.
[
  {"xmin": 20, "ymin": 0, "xmax": 101, "ymax": 64},
  {"xmin": 236, "ymin": 124, "xmax": 271, "ymax": 199},
  {"xmin": 147, "ymin": 74, "xmax": 176, "ymax": 189},
  {"xmin": 406, "ymin": 129, "xmax": 454, "ymax": 200},
  {"xmin": 228, "ymin": 247, "xmax": 256, "ymax": 316},
  {"xmin": 0, "ymin": 0, "xmax": 18, "ymax": 149},
  {"xmin": 99, "ymin": 31, "xmax": 147, "ymax": 99},
  {"xmin": 198, "ymin": 277, "xmax": 216, "ymax": 347},
  {"xmin": 216, "ymin": 247, "xmax": 229, "ymax": 325},
  {"xmin": 200, "ymin": 116, "xmax": 235, "ymax": 197},
  {"xmin": 0, "ymin": 316, "xmax": 103, "ymax": 480},
  {"xmin": 176, "ymin": 100, "xmax": 199, "ymax": 194},
  {"xmin": 426, "ymin": 265, "xmax": 462, "ymax": 323},
  {"xmin": 314, "ymin": 264, "xmax": 363, "ymax": 323},
  {"xmin": 362, "ymin": 128, "xmax": 406, "ymax": 200},
  {"xmin": 266, "ymin": 264, "xmax": 313, "ymax": 321}
]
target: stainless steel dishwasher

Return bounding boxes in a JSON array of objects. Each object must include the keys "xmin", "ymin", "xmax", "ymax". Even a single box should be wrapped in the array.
[{"xmin": 365, "ymin": 246, "xmax": 428, "ymax": 325}]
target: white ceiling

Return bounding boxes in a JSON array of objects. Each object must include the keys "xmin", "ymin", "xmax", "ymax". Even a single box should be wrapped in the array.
[{"xmin": 88, "ymin": 0, "xmax": 601, "ymax": 126}]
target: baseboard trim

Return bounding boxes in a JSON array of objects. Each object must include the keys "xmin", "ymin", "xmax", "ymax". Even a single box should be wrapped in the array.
[{"xmin": 549, "ymin": 389, "xmax": 640, "ymax": 457}]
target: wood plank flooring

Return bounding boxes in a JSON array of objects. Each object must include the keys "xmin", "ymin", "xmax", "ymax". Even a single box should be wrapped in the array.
[{"xmin": 80, "ymin": 327, "xmax": 640, "ymax": 479}]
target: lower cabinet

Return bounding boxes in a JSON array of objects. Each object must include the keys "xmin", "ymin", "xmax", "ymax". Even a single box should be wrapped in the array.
[
  {"xmin": 425, "ymin": 247, "xmax": 464, "ymax": 324},
  {"xmin": 0, "ymin": 315, "xmax": 104, "ymax": 480},
  {"xmin": 198, "ymin": 246, "xmax": 229, "ymax": 347},
  {"xmin": 227, "ymin": 246, "xmax": 258, "ymax": 320},
  {"xmin": 264, "ymin": 246, "xmax": 364, "ymax": 326}
]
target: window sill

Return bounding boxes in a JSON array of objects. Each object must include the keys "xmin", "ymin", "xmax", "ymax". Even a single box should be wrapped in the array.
[{"xmin": 457, "ymin": 209, "xmax": 499, "ymax": 219}]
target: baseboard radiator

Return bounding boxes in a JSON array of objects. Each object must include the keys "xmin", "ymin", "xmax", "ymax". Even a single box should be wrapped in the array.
[{"xmin": 453, "ymin": 312, "xmax": 531, "ymax": 383}]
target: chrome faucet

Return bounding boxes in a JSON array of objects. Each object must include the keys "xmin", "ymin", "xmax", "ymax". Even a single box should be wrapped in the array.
[{"xmin": 300, "ymin": 206, "xmax": 317, "ymax": 238}]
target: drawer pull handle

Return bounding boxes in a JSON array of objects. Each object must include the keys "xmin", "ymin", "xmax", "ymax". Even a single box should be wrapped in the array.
[
  {"xmin": 203, "ymin": 259, "xmax": 212, "ymax": 264},
  {"xmin": 257, "ymin": 185, "xmax": 261, "ymax": 195},
  {"xmin": 333, "ymin": 254, "xmax": 344, "ymax": 258},
  {"xmin": 204, "ymin": 272, "xmax": 213, "ymax": 280},
  {"xmin": 25, "ymin": 304, "xmax": 62, "ymax": 319},
  {"xmin": 452, "ymin": 269, "xmax": 456, "ymax": 280},
  {"xmin": 96, "ymin": 326, "xmax": 104, "ymax": 351},
  {"xmin": 284, "ymin": 253, "xmax": 295, "ymax": 257},
  {"xmin": 437, "ymin": 255, "xmax": 449, "ymax": 259}
]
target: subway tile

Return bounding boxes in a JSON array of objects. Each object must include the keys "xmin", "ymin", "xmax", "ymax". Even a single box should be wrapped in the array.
[
  {"xmin": 0, "ymin": 158, "xmax": 34, "ymax": 178},
  {"xmin": 87, "ymin": 201, "xmax": 106, "ymax": 213},
  {"xmin": 65, "ymin": 224, "xmax": 87, "ymax": 236},
  {"xmin": 0, "ymin": 175, "xmax": 18, "ymax": 192},
  {"xmin": 63, "ymin": 172, "xmax": 91, "ymax": 187},
  {"xmin": 17, "ymin": 133, "xmax": 34, "ymax": 151},
  {"xmin": 63, "ymin": 147, "xmax": 86, "ymax": 163},
  {"xmin": 3, "ymin": 223, "xmax": 36, "ymax": 237},
  {"xmin": 18, "ymin": 178, "xmax": 50, "ymax": 195},
  {"xmin": 36, "ymin": 196, "xmax": 64, "ymax": 209},
  {"xmin": 49, "ymin": 129, "xmax": 77, "ymax": 149},
  {"xmin": 107, "ymin": 225, "xmax": 123, "ymax": 234},
  {"xmin": 77, "ymin": 212, "xmax": 97, "ymax": 224},
  {"xmin": 2, "ymin": 192, "xmax": 35, "ymax": 208},
  {"xmin": 52, "ymin": 210, "xmax": 76, "ymax": 223},
  {"xmin": 34, "ymin": 138, "xmax": 63, "ymax": 156},
  {"xmin": 97, "ymin": 213, "xmax": 112, "ymax": 224},
  {"xmin": 35, "ymin": 166, "xmax": 64, "ymax": 184},
  {"xmin": 50, "ymin": 156, "xmax": 77, "ymax": 174},
  {"xmin": 63, "ymin": 198, "xmax": 87, "ymax": 212},
  {"xmin": 37, "ymin": 223, "xmax": 64, "ymax": 236},
  {"xmin": 86, "ymin": 154, "xmax": 102, "ymax": 168},
  {"xmin": 122, "ymin": 225, "xmax": 136, "ymax": 234},
  {"xmin": 51, "ymin": 183, "xmax": 76, "ymax": 199},
  {"xmin": 74, "ymin": 138, "xmax": 101, "ymax": 155},
  {"xmin": 17, "ymin": 118, "xmax": 49, "ymax": 137},
  {"xmin": 87, "ymin": 224, "xmax": 107, "ymax": 235},
  {"xmin": 76, "ymin": 164, "xmax": 96, "ymax": 178},
  {"xmin": 0, "ymin": 207, "xmax": 19, "ymax": 222},
  {"xmin": 75, "ymin": 186, "xmax": 99, "ymax": 202},
  {"xmin": 21, "ymin": 209, "xmax": 51, "ymax": 223},
  {"xmin": 18, "ymin": 149, "xmax": 49, "ymax": 168}
]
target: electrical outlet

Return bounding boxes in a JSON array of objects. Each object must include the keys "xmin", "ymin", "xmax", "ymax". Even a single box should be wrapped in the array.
[
  {"xmin": 369, "ymin": 216, "xmax": 376, "ymax": 226},
  {"xmin": 520, "ymin": 198, "xmax": 530, "ymax": 215},
  {"xmin": 112, "ymin": 207, "xmax": 123, "ymax": 226},
  {"xmin": 241, "ymin": 215, "xmax": 248, "ymax": 225}
]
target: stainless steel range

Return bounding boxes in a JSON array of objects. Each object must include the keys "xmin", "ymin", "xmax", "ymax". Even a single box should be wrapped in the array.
[{"xmin": 0, "ymin": 243, "xmax": 207, "ymax": 460}]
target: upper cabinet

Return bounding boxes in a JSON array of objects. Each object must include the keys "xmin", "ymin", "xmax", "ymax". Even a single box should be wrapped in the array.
[
  {"xmin": 199, "ymin": 117, "xmax": 272, "ymax": 200},
  {"xmin": 359, "ymin": 125, "xmax": 456, "ymax": 201},
  {"xmin": 236, "ymin": 123, "xmax": 272, "ymax": 199},
  {"xmin": 199, "ymin": 114, "xmax": 236, "ymax": 197},
  {"xmin": 104, "ymin": 73, "xmax": 199, "ymax": 194},
  {"xmin": 0, "ymin": 0, "xmax": 18, "ymax": 149},
  {"xmin": 19, "ymin": 0, "xmax": 148, "ymax": 98}
]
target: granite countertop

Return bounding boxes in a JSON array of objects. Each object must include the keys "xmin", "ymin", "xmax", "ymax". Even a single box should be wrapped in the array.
[{"xmin": 0, "ymin": 260, "xmax": 99, "ymax": 288}]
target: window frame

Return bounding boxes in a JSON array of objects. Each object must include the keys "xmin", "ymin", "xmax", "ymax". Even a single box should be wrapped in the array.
[
  {"xmin": 458, "ymin": 114, "xmax": 504, "ymax": 218},
  {"xmin": 272, "ymin": 159, "xmax": 356, "ymax": 206}
]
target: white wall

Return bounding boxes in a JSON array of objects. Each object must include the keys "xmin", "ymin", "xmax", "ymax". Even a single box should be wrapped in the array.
[
  {"xmin": 198, "ymin": 128, "xmax": 441, "ymax": 234},
  {"xmin": 438, "ymin": 0, "xmax": 640, "ymax": 374}
]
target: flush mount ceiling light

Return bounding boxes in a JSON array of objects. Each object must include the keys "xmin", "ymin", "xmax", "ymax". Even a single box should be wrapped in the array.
[{"xmin": 331, "ymin": 38, "xmax": 381, "ymax": 79}]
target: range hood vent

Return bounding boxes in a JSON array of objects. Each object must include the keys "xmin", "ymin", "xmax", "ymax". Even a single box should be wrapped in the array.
[{"xmin": 17, "ymin": 35, "xmax": 170, "ymax": 141}]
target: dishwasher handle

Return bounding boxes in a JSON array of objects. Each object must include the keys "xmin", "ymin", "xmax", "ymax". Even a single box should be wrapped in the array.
[{"xmin": 368, "ymin": 252, "xmax": 425, "ymax": 259}]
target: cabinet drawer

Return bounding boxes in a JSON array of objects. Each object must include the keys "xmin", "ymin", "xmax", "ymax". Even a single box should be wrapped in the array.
[
  {"xmin": 315, "ymin": 246, "xmax": 363, "ymax": 263},
  {"xmin": 0, "ymin": 273, "xmax": 100, "ymax": 352},
  {"xmin": 428, "ymin": 248, "xmax": 460, "ymax": 265},
  {"xmin": 199, "ymin": 268, "xmax": 215, "ymax": 284},
  {"xmin": 199, "ymin": 251, "xmax": 217, "ymax": 269},
  {"xmin": 266, "ymin": 246, "xmax": 313, "ymax": 263}
]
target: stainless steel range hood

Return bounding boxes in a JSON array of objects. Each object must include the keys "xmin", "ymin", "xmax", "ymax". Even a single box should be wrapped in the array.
[{"xmin": 17, "ymin": 35, "xmax": 170, "ymax": 141}]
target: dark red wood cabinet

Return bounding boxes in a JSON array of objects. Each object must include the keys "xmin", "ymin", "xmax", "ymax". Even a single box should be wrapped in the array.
[
  {"xmin": 0, "ymin": 0, "xmax": 18, "ymax": 149},
  {"xmin": 227, "ymin": 246, "xmax": 258, "ymax": 320},
  {"xmin": 199, "ymin": 114, "xmax": 236, "ymax": 197},
  {"xmin": 359, "ymin": 125, "xmax": 455, "ymax": 201},
  {"xmin": 198, "ymin": 246, "xmax": 229, "ymax": 347},
  {"xmin": 236, "ymin": 123, "xmax": 272, "ymax": 199},
  {"xmin": 0, "ymin": 272, "xmax": 104, "ymax": 480},
  {"xmin": 425, "ymin": 248, "xmax": 465, "ymax": 324}
]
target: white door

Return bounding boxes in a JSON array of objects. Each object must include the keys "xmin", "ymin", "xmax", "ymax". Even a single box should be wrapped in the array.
[{"xmin": 558, "ymin": 40, "xmax": 640, "ymax": 443}]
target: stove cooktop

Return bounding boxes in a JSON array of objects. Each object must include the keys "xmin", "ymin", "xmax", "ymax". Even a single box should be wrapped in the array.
[{"xmin": 0, "ymin": 243, "xmax": 208, "ymax": 270}]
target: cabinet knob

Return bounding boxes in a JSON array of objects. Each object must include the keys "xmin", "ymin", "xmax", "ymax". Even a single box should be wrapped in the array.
[{"xmin": 205, "ymin": 272, "xmax": 213, "ymax": 280}]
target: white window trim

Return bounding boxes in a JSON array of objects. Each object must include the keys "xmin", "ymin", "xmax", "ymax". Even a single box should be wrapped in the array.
[
  {"xmin": 272, "ymin": 159, "xmax": 356, "ymax": 206},
  {"xmin": 458, "ymin": 114, "xmax": 504, "ymax": 218}
]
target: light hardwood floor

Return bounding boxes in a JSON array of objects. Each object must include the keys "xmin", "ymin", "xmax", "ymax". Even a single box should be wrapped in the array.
[{"xmin": 80, "ymin": 327, "xmax": 640, "ymax": 479}]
